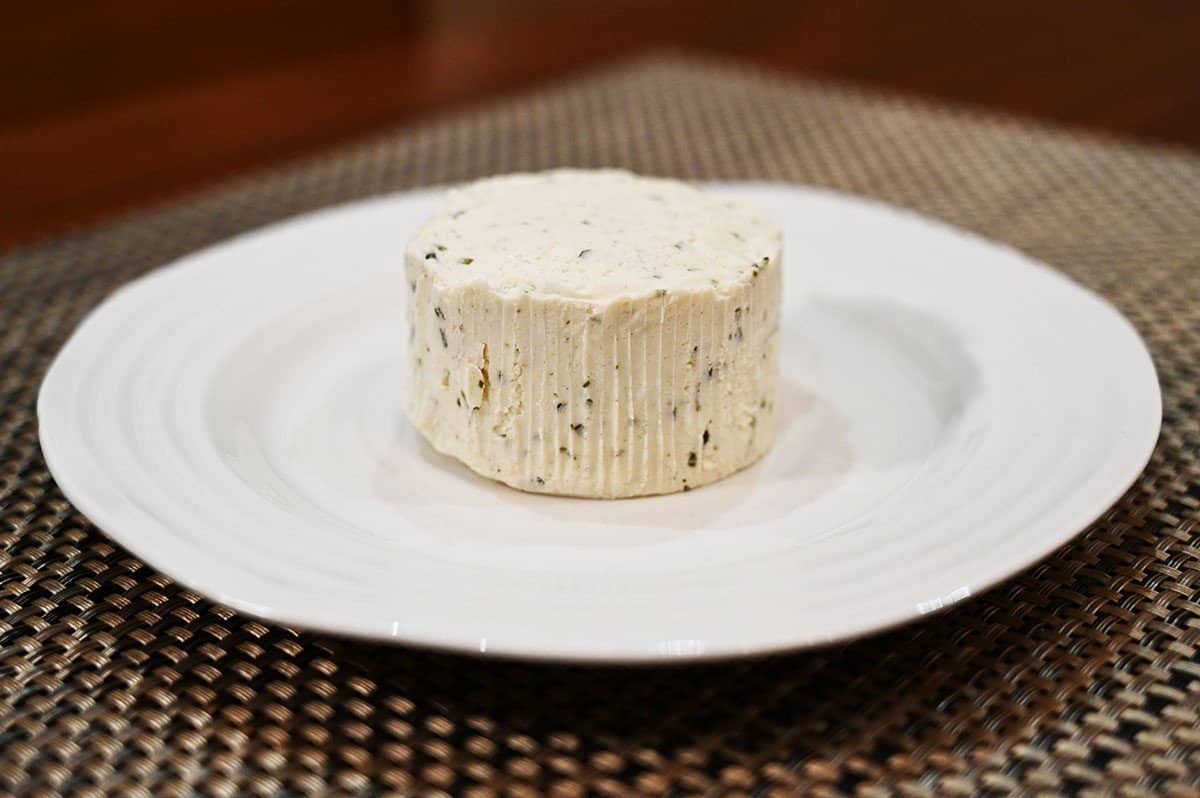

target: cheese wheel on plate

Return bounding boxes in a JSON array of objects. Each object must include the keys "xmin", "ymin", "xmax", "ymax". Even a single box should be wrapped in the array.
[{"xmin": 405, "ymin": 169, "xmax": 781, "ymax": 498}]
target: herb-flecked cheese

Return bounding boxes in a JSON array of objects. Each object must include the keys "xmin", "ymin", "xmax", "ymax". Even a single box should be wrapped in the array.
[{"xmin": 405, "ymin": 169, "xmax": 781, "ymax": 498}]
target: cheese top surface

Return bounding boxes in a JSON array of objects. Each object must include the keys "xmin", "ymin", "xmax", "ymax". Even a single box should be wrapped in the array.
[{"xmin": 406, "ymin": 169, "xmax": 779, "ymax": 301}]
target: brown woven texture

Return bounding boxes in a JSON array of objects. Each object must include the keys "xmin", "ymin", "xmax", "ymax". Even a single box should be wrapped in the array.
[{"xmin": 2, "ymin": 55, "xmax": 1199, "ymax": 797}]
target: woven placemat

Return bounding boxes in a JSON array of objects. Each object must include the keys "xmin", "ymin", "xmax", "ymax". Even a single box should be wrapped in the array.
[{"xmin": 2, "ymin": 54, "xmax": 1199, "ymax": 797}]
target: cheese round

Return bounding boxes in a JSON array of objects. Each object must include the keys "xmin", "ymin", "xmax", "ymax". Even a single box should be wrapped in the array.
[{"xmin": 404, "ymin": 169, "xmax": 781, "ymax": 498}]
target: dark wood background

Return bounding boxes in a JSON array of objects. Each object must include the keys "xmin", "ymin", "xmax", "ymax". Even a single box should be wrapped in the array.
[{"xmin": 4, "ymin": 0, "xmax": 1199, "ymax": 252}]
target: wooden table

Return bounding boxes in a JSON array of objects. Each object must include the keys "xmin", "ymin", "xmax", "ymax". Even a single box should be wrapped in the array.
[{"xmin": 4, "ymin": 0, "xmax": 1198, "ymax": 252}]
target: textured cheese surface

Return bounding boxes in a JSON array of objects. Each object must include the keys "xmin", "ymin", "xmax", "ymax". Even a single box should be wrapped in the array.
[
  {"xmin": 407, "ymin": 169, "xmax": 779, "ymax": 300},
  {"xmin": 405, "ymin": 170, "xmax": 782, "ymax": 498}
]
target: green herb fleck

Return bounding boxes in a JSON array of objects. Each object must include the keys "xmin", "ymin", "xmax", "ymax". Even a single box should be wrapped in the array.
[
  {"xmin": 439, "ymin": 329, "xmax": 448, "ymax": 348},
  {"xmin": 459, "ymin": 257, "xmax": 474, "ymax": 265},
  {"xmin": 687, "ymin": 452, "xmax": 697, "ymax": 467},
  {"xmin": 571, "ymin": 423, "xmax": 584, "ymax": 435}
]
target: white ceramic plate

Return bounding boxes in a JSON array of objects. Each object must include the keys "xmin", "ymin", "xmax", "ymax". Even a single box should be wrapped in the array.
[{"xmin": 38, "ymin": 184, "xmax": 1160, "ymax": 663}]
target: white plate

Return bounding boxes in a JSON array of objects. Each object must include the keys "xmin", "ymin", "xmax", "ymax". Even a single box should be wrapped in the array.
[{"xmin": 38, "ymin": 183, "xmax": 1160, "ymax": 663}]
